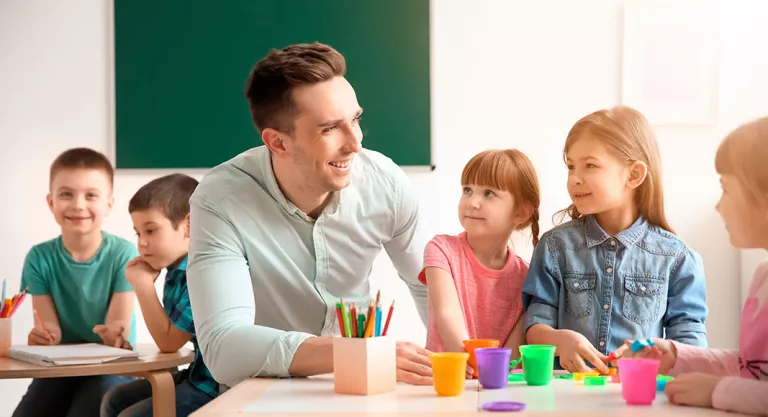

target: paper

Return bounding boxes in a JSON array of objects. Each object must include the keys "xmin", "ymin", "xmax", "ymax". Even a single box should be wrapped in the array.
[
  {"xmin": 8, "ymin": 343, "xmax": 140, "ymax": 366},
  {"xmin": 243, "ymin": 377, "xmax": 680, "ymax": 413}
]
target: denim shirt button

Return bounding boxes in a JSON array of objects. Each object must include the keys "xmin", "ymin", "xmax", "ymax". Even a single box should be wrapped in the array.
[
  {"xmin": 599, "ymin": 341, "xmax": 605, "ymax": 347},
  {"xmin": 606, "ymin": 267, "xmax": 613, "ymax": 274},
  {"xmin": 640, "ymin": 286, "xmax": 647, "ymax": 292},
  {"xmin": 603, "ymin": 304, "xmax": 609, "ymax": 310},
  {"xmin": 573, "ymin": 282, "xmax": 580, "ymax": 288},
  {"xmin": 610, "ymin": 240, "xmax": 616, "ymax": 246}
]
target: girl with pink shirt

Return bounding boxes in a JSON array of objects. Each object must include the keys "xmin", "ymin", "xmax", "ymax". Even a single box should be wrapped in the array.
[
  {"xmin": 622, "ymin": 116, "xmax": 768, "ymax": 415},
  {"xmin": 418, "ymin": 149, "xmax": 541, "ymax": 369}
]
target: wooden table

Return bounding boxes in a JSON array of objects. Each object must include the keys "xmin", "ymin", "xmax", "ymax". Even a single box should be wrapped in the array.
[
  {"xmin": 192, "ymin": 375, "xmax": 739, "ymax": 417},
  {"xmin": 0, "ymin": 344, "xmax": 193, "ymax": 417}
]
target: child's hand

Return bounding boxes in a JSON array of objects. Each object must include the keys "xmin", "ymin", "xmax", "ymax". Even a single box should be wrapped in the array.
[
  {"xmin": 93, "ymin": 324, "xmax": 128, "ymax": 348},
  {"xmin": 665, "ymin": 372, "xmax": 721, "ymax": 408},
  {"xmin": 27, "ymin": 327, "xmax": 60, "ymax": 346},
  {"xmin": 619, "ymin": 338, "xmax": 677, "ymax": 374},
  {"xmin": 125, "ymin": 256, "xmax": 161, "ymax": 290},
  {"xmin": 554, "ymin": 329, "xmax": 610, "ymax": 374}
]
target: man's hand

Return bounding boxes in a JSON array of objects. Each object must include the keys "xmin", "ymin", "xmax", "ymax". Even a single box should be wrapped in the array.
[
  {"xmin": 618, "ymin": 338, "xmax": 677, "ymax": 374},
  {"xmin": 93, "ymin": 324, "xmax": 129, "ymax": 349},
  {"xmin": 125, "ymin": 256, "xmax": 161, "ymax": 291},
  {"xmin": 666, "ymin": 373, "xmax": 721, "ymax": 408},
  {"xmin": 554, "ymin": 329, "xmax": 610, "ymax": 374},
  {"xmin": 27, "ymin": 327, "xmax": 60, "ymax": 346},
  {"xmin": 396, "ymin": 341, "xmax": 433, "ymax": 385}
]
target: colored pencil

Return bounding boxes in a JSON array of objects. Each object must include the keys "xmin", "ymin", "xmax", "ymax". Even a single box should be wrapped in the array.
[
  {"xmin": 1, "ymin": 279, "xmax": 5, "ymax": 313},
  {"xmin": 335, "ymin": 302, "xmax": 346, "ymax": 337},
  {"xmin": 382, "ymin": 300, "xmax": 395, "ymax": 336},
  {"xmin": 340, "ymin": 300, "xmax": 351, "ymax": 338},
  {"xmin": 34, "ymin": 309, "xmax": 54, "ymax": 341},
  {"xmin": 350, "ymin": 303, "xmax": 358, "ymax": 339},
  {"xmin": 358, "ymin": 314, "xmax": 365, "ymax": 338},
  {"xmin": 375, "ymin": 305, "xmax": 382, "ymax": 336}
]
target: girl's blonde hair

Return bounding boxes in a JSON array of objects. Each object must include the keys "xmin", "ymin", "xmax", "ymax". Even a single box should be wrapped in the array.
[
  {"xmin": 461, "ymin": 149, "xmax": 542, "ymax": 247},
  {"xmin": 715, "ymin": 116, "xmax": 768, "ymax": 208},
  {"xmin": 560, "ymin": 106, "xmax": 674, "ymax": 233}
]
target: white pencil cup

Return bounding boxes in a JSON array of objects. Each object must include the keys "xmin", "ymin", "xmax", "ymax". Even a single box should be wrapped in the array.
[{"xmin": 0, "ymin": 318, "xmax": 11, "ymax": 357}]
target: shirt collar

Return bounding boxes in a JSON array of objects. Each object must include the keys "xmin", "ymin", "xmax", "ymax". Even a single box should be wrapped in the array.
[
  {"xmin": 167, "ymin": 255, "xmax": 188, "ymax": 273},
  {"xmin": 260, "ymin": 149, "xmax": 341, "ymax": 219},
  {"xmin": 585, "ymin": 214, "xmax": 648, "ymax": 248}
]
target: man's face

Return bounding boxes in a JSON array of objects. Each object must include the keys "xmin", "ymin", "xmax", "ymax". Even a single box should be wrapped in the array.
[{"xmin": 282, "ymin": 76, "xmax": 363, "ymax": 194}]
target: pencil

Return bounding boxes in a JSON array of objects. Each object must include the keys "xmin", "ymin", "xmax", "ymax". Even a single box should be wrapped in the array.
[
  {"xmin": 350, "ymin": 303, "xmax": 358, "ymax": 338},
  {"xmin": 1, "ymin": 279, "xmax": 5, "ymax": 312},
  {"xmin": 364, "ymin": 303, "xmax": 377, "ymax": 338},
  {"xmin": 34, "ymin": 309, "xmax": 54, "ymax": 341},
  {"xmin": 340, "ymin": 300, "xmax": 351, "ymax": 338},
  {"xmin": 382, "ymin": 300, "xmax": 395, "ymax": 336},
  {"xmin": 335, "ymin": 302, "xmax": 346, "ymax": 337},
  {"xmin": 375, "ymin": 304, "xmax": 382, "ymax": 336},
  {"xmin": 358, "ymin": 314, "xmax": 365, "ymax": 338}
]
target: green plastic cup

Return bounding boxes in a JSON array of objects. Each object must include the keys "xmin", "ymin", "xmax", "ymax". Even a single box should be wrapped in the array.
[{"xmin": 517, "ymin": 345, "xmax": 556, "ymax": 386}]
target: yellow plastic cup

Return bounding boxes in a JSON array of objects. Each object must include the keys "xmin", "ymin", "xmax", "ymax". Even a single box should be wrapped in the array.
[
  {"xmin": 430, "ymin": 352, "xmax": 470, "ymax": 396},
  {"xmin": 462, "ymin": 339, "xmax": 500, "ymax": 378}
]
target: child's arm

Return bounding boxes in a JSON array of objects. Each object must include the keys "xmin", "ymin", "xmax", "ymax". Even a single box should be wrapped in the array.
[
  {"xmin": 128, "ymin": 258, "xmax": 192, "ymax": 353},
  {"xmin": 664, "ymin": 248, "xmax": 708, "ymax": 346},
  {"xmin": 711, "ymin": 377, "xmax": 768, "ymax": 415},
  {"xmin": 503, "ymin": 312, "xmax": 526, "ymax": 366},
  {"xmin": 425, "ymin": 267, "xmax": 469, "ymax": 353},
  {"xmin": 28, "ymin": 295, "xmax": 62, "ymax": 345}
]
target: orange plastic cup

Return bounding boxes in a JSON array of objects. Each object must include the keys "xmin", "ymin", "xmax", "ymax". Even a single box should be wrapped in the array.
[
  {"xmin": 430, "ymin": 352, "xmax": 470, "ymax": 396},
  {"xmin": 463, "ymin": 339, "xmax": 500, "ymax": 378}
]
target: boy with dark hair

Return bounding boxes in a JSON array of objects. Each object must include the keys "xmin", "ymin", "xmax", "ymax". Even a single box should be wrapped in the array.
[{"xmin": 101, "ymin": 173, "xmax": 218, "ymax": 417}]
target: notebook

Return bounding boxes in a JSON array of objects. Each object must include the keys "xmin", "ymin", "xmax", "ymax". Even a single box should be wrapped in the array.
[{"xmin": 8, "ymin": 343, "xmax": 140, "ymax": 366}]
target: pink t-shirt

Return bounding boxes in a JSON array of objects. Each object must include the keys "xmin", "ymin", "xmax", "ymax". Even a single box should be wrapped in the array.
[
  {"xmin": 418, "ymin": 233, "xmax": 528, "ymax": 352},
  {"xmin": 670, "ymin": 260, "xmax": 768, "ymax": 416}
]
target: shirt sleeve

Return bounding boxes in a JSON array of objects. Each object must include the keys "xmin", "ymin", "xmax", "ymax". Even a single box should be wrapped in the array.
[
  {"xmin": 712, "ymin": 377, "xmax": 768, "ymax": 416},
  {"xmin": 187, "ymin": 195, "xmax": 315, "ymax": 385},
  {"xmin": 113, "ymin": 239, "xmax": 139, "ymax": 293},
  {"xmin": 664, "ymin": 247, "xmax": 708, "ymax": 347},
  {"xmin": 168, "ymin": 281, "xmax": 196, "ymax": 336},
  {"xmin": 381, "ymin": 167, "xmax": 429, "ymax": 326},
  {"xmin": 521, "ymin": 233, "xmax": 560, "ymax": 332},
  {"xmin": 417, "ymin": 237, "xmax": 452, "ymax": 285},
  {"xmin": 669, "ymin": 341, "xmax": 740, "ymax": 376},
  {"xmin": 21, "ymin": 247, "xmax": 49, "ymax": 295}
]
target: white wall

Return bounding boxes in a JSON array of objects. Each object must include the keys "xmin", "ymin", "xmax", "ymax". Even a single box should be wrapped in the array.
[{"xmin": 2, "ymin": 0, "xmax": 767, "ymax": 415}]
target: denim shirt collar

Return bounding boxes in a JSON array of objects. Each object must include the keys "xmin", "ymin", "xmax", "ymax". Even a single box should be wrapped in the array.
[{"xmin": 585, "ymin": 214, "xmax": 648, "ymax": 248}]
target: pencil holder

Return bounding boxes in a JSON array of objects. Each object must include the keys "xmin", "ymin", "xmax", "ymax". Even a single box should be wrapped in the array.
[
  {"xmin": 0, "ymin": 318, "xmax": 11, "ymax": 357},
  {"xmin": 333, "ymin": 336, "xmax": 396, "ymax": 395}
]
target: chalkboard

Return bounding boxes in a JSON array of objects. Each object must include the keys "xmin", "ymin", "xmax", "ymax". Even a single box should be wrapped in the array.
[{"xmin": 114, "ymin": 0, "xmax": 431, "ymax": 169}]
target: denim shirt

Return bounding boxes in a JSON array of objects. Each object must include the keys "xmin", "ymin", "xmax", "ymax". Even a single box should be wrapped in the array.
[{"xmin": 522, "ymin": 215, "xmax": 708, "ymax": 355}]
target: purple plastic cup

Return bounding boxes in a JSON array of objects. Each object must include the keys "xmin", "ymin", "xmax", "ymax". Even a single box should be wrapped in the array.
[
  {"xmin": 475, "ymin": 347, "xmax": 512, "ymax": 389},
  {"xmin": 618, "ymin": 358, "xmax": 660, "ymax": 405}
]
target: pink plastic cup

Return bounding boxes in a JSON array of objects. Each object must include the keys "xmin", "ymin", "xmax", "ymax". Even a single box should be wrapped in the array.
[{"xmin": 618, "ymin": 358, "xmax": 660, "ymax": 405}]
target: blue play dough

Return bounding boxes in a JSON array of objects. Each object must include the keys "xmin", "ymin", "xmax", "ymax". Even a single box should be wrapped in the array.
[
  {"xmin": 630, "ymin": 338, "xmax": 655, "ymax": 352},
  {"xmin": 657, "ymin": 379, "xmax": 668, "ymax": 391}
]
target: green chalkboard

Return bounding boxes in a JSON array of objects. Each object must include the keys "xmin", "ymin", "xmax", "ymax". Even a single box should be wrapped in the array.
[{"xmin": 114, "ymin": 1, "xmax": 431, "ymax": 169}]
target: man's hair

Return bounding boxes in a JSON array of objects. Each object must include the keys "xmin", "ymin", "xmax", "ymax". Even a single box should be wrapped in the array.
[
  {"xmin": 50, "ymin": 148, "xmax": 114, "ymax": 187},
  {"xmin": 245, "ymin": 42, "xmax": 346, "ymax": 133},
  {"xmin": 128, "ymin": 174, "xmax": 199, "ymax": 228}
]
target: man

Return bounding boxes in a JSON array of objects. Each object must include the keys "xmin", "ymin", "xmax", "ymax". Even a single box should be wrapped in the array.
[{"xmin": 186, "ymin": 42, "xmax": 433, "ymax": 386}]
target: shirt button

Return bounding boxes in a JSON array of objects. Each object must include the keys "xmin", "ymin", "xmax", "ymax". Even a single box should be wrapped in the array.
[
  {"xmin": 573, "ymin": 282, "xmax": 580, "ymax": 288},
  {"xmin": 606, "ymin": 267, "xmax": 613, "ymax": 274},
  {"xmin": 610, "ymin": 240, "xmax": 616, "ymax": 246},
  {"xmin": 603, "ymin": 304, "xmax": 609, "ymax": 310},
  {"xmin": 640, "ymin": 286, "xmax": 647, "ymax": 292},
  {"xmin": 599, "ymin": 341, "xmax": 606, "ymax": 347}
]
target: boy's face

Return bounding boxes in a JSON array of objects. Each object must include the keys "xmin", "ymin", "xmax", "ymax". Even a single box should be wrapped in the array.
[
  {"xmin": 47, "ymin": 168, "xmax": 114, "ymax": 236},
  {"xmin": 131, "ymin": 208, "xmax": 189, "ymax": 271}
]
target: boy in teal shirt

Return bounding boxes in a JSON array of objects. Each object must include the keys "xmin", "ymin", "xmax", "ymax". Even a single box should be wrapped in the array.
[
  {"xmin": 13, "ymin": 148, "xmax": 138, "ymax": 417},
  {"xmin": 101, "ymin": 173, "xmax": 218, "ymax": 417}
]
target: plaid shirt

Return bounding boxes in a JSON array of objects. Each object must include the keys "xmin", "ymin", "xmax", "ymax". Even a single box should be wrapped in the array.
[{"xmin": 163, "ymin": 256, "xmax": 219, "ymax": 398}]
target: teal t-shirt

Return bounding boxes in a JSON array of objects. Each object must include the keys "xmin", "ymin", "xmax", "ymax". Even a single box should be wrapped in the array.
[{"xmin": 21, "ymin": 231, "xmax": 138, "ymax": 345}]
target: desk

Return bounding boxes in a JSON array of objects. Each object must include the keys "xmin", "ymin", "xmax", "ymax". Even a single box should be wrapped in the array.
[
  {"xmin": 0, "ymin": 344, "xmax": 193, "ymax": 417},
  {"xmin": 192, "ymin": 375, "xmax": 736, "ymax": 417}
]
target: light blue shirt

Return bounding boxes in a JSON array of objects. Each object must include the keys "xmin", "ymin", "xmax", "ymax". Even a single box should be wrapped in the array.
[
  {"xmin": 522, "ymin": 215, "xmax": 708, "ymax": 360},
  {"xmin": 187, "ymin": 146, "xmax": 429, "ymax": 384}
]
